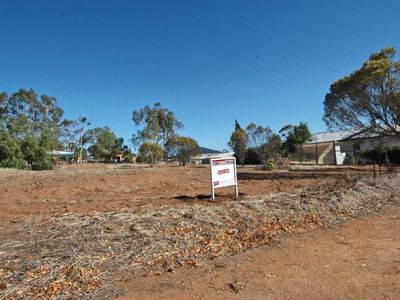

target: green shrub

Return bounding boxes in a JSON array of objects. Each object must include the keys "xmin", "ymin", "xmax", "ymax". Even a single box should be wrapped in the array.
[
  {"xmin": 124, "ymin": 152, "xmax": 135, "ymax": 163},
  {"xmin": 387, "ymin": 147, "xmax": 400, "ymax": 164},
  {"xmin": 261, "ymin": 160, "xmax": 276, "ymax": 171},
  {"xmin": 20, "ymin": 138, "xmax": 53, "ymax": 170},
  {"xmin": 343, "ymin": 153, "xmax": 355, "ymax": 165},
  {"xmin": 0, "ymin": 157, "xmax": 26, "ymax": 169},
  {"xmin": 360, "ymin": 146, "xmax": 400, "ymax": 165},
  {"xmin": 31, "ymin": 153, "xmax": 53, "ymax": 170},
  {"xmin": 244, "ymin": 148, "xmax": 261, "ymax": 165},
  {"xmin": 138, "ymin": 142, "xmax": 164, "ymax": 165},
  {"xmin": 0, "ymin": 129, "xmax": 26, "ymax": 169},
  {"xmin": 135, "ymin": 155, "xmax": 146, "ymax": 163},
  {"xmin": 360, "ymin": 148, "xmax": 386, "ymax": 164}
]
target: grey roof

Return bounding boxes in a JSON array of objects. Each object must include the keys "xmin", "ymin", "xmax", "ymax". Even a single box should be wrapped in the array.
[
  {"xmin": 309, "ymin": 129, "xmax": 360, "ymax": 143},
  {"xmin": 309, "ymin": 128, "xmax": 383, "ymax": 143},
  {"xmin": 49, "ymin": 150, "xmax": 76, "ymax": 157},
  {"xmin": 200, "ymin": 147, "xmax": 221, "ymax": 154},
  {"xmin": 192, "ymin": 151, "xmax": 235, "ymax": 160}
]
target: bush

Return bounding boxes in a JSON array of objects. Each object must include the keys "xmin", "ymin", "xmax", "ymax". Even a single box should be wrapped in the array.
[
  {"xmin": 0, "ymin": 129, "xmax": 53, "ymax": 170},
  {"xmin": 260, "ymin": 160, "xmax": 276, "ymax": 171},
  {"xmin": 138, "ymin": 142, "xmax": 164, "ymax": 165},
  {"xmin": 387, "ymin": 147, "xmax": 400, "ymax": 164},
  {"xmin": 20, "ymin": 138, "xmax": 53, "ymax": 170},
  {"xmin": 31, "ymin": 152, "xmax": 53, "ymax": 170},
  {"xmin": 360, "ymin": 146, "xmax": 400, "ymax": 165},
  {"xmin": 360, "ymin": 148, "xmax": 386, "ymax": 164},
  {"xmin": 165, "ymin": 136, "xmax": 200, "ymax": 166},
  {"xmin": 0, "ymin": 157, "xmax": 26, "ymax": 169},
  {"xmin": 244, "ymin": 148, "xmax": 261, "ymax": 165},
  {"xmin": 135, "ymin": 155, "xmax": 146, "ymax": 163},
  {"xmin": 0, "ymin": 129, "xmax": 26, "ymax": 169},
  {"xmin": 124, "ymin": 152, "xmax": 135, "ymax": 163},
  {"xmin": 343, "ymin": 153, "xmax": 356, "ymax": 165}
]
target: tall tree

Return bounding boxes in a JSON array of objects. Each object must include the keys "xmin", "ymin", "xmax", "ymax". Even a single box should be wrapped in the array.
[
  {"xmin": 279, "ymin": 122, "xmax": 312, "ymax": 153},
  {"xmin": 261, "ymin": 133, "xmax": 282, "ymax": 163},
  {"xmin": 324, "ymin": 47, "xmax": 400, "ymax": 136},
  {"xmin": 87, "ymin": 127, "xmax": 120, "ymax": 161},
  {"xmin": 3, "ymin": 89, "xmax": 64, "ymax": 150},
  {"xmin": 0, "ymin": 92, "xmax": 8, "ymax": 126},
  {"xmin": 246, "ymin": 123, "xmax": 273, "ymax": 166},
  {"xmin": 228, "ymin": 120, "xmax": 248, "ymax": 166},
  {"xmin": 61, "ymin": 117, "xmax": 92, "ymax": 163},
  {"xmin": 0, "ymin": 128, "xmax": 26, "ymax": 169},
  {"xmin": 20, "ymin": 136, "xmax": 53, "ymax": 170},
  {"xmin": 131, "ymin": 102, "xmax": 183, "ymax": 149},
  {"xmin": 138, "ymin": 142, "xmax": 164, "ymax": 166},
  {"xmin": 246, "ymin": 123, "xmax": 272, "ymax": 148},
  {"xmin": 165, "ymin": 136, "xmax": 200, "ymax": 166},
  {"xmin": 60, "ymin": 119, "xmax": 76, "ymax": 151},
  {"xmin": 0, "ymin": 89, "xmax": 67, "ymax": 170}
]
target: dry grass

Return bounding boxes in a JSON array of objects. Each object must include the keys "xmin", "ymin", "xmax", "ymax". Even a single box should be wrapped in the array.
[{"xmin": 1, "ymin": 174, "xmax": 399, "ymax": 299}]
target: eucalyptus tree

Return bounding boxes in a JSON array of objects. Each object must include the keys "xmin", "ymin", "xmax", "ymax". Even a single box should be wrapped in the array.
[
  {"xmin": 0, "ymin": 88, "xmax": 64, "ymax": 150},
  {"xmin": 324, "ymin": 47, "xmax": 400, "ymax": 136},
  {"xmin": 246, "ymin": 123, "xmax": 273, "ymax": 167},
  {"xmin": 165, "ymin": 135, "xmax": 200, "ymax": 166},
  {"xmin": 279, "ymin": 122, "xmax": 312, "ymax": 153},
  {"xmin": 131, "ymin": 102, "xmax": 183, "ymax": 150},
  {"xmin": 228, "ymin": 120, "xmax": 248, "ymax": 165},
  {"xmin": 0, "ymin": 127, "xmax": 25, "ymax": 169},
  {"xmin": 87, "ymin": 127, "xmax": 125, "ymax": 161},
  {"xmin": 61, "ymin": 116, "xmax": 92, "ymax": 163},
  {"xmin": 0, "ymin": 89, "xmax": 67, "ymax": 170},
  {"xmin": 138, "ymin": 142, "xmax": 164, "ymax": 166}
]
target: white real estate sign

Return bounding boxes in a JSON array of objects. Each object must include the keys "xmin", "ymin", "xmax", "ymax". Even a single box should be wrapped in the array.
[{"xmin": 210, "ymin": 157, "xmax": 238, "ymax": 199}]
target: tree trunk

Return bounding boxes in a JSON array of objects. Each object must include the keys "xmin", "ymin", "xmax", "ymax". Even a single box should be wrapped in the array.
[{"xmin": 79, "ymin": 137, "xmax": 83, "ymax": 164}]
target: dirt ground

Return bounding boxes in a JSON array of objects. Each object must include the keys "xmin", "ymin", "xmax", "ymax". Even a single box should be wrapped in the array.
[
  {"xmin": 0, "ymin": 163, "xmax": 369, "ymax": 222},
  {"xmin": 0, "ymin": 164, "xmax": 399, "ymax": 299},
  {"xmin": 0, "ymin": 163, "xmax": 367, "ymax": 239},
  {"xmin": 118, "ymin": 205, "xmax": 400, "ymax": 299}
]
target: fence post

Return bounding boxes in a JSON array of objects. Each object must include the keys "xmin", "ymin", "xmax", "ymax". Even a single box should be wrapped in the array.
[
  {"xmin": 333, "ymin": 141, "xmax": 337, "ymax": 165},
  {"xmin": 378, "ymin": 153, "xmax": 382, "ymax": 178},
  {"xmin": 300, "ymin": 144, "xmax": 303, "ymax": 164}
]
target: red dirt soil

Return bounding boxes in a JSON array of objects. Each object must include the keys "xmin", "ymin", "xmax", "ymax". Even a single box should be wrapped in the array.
[
  {"xmin": 0, "ymin": 164, "xmax": 367, "ymax": 239},
  {"xmin": 0, "ymin": 164, "xmax": 367, "ymax": 221},
  {"xmin": 117, "ymin": 205, "xmax": 400, "ymax": 299},
  {"xmin": 1, "ymin": 163, "xmax": 397, "ymax": 300}
]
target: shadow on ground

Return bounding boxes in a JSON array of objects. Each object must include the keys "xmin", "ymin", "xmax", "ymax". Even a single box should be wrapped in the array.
[{"xmin": 173, "ymin": 192, "xmax": 246, "ymax": 202}]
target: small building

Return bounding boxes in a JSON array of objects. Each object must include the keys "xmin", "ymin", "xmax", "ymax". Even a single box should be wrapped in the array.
[
  {"xmin": 191, "ymin": 147, "xmax": 235, "ymax": 164},
  {"xmin": 49, "ymin": 150, "xmax": 76, "ymax": 163},
  {"xmin": 294, "ymin": 129, "xmax": 400, "ymax": 165}
]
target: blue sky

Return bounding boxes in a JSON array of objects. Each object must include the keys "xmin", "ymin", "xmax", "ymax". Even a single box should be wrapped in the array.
[{"xmin": 1, "ymin": 0, "xmax": 400, "ymax": 151}]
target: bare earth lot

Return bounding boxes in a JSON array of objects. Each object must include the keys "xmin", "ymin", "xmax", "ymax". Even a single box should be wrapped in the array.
[
  {"xmin": 0, "ymin": 164, "xmax": 366, "ymax": 223},
  {"xmin": 119, "ymin": 206, "xmax": 400, "ymax": 299},
  {"xmin": 0, "ymin": 164, "xmax": 399, "ymax": 299}
]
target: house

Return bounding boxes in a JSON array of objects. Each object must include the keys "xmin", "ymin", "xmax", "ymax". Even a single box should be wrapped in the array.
[
  {"xmin": 191, "ymin": 147, "xmax": 235, "ymax": 164},
  {"xmin": 49, "ymin": 150, "xmax": 76, "ymax": 163},
  {"xmin": 295, "ymin": 128, "xmax": 400, "ymax": 165}
]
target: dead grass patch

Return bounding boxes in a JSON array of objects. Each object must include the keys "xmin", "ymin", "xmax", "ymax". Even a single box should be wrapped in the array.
[{"xmin": 1, "ymin": 175, "xmax": 399, "ymax": 299}]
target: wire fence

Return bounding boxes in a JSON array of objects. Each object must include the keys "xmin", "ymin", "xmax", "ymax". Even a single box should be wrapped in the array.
[{"xmin": 289, "ymin": 141, "xmax": 360, "ymax": 165}]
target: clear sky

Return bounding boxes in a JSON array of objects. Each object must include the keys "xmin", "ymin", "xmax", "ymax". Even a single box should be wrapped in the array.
[{"xmin": 1, "ymin": 0, "xmax": 400, "ymax": 151}]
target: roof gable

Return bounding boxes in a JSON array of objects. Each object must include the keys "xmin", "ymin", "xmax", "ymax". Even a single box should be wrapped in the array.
[{"xmin": 309, "ymin": 129, "xmax": 360, "ymax": 143}]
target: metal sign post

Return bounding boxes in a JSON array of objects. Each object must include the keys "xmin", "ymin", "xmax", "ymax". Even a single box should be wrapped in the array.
[{"xmin": 210, "ymin": 157, "xmax": 238, "ymax": 200}]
